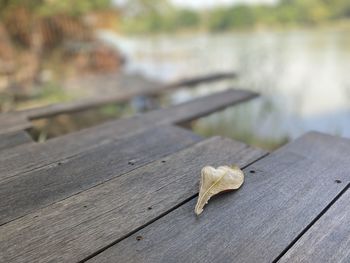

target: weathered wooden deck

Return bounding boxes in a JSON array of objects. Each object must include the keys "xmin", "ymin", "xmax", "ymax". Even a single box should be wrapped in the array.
[{"xmin": 0, "ymin": 75, "xmax": 349, "ymax": 262}]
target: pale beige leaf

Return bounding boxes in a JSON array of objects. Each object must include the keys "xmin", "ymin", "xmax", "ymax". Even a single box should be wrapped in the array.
[{"xmin": 194, "ymin": 165, "xmax": 244, "ymax": 215}]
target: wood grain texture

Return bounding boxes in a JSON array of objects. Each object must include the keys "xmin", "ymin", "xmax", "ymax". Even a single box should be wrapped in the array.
[
  {"xmin": 0, "ymin": 130, "xmax": 33, "ymax": 151},
  {"xmin": 0, "ymin": 137, "xmax": 266, "ymax": 263},
  {"xmin": 279, "ymin": 187, "xmax": 350, "ymax": 263},
  {"xmin": 89, "ymin": 132, "xmax": 350, "ymax": 263},
  {"xmin": 0, "ymin": 125, "xmax": 201, "ymax": 225},
  {"xmin": 0, "ymin": 89, "xmax": 257, "ymax": 181}
]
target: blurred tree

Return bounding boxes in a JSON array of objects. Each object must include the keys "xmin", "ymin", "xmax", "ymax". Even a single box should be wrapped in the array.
[
  {"xmin": 330, "ymin": 0, "xmax": 350, "ymax": 18},
  {"xmin": 120, "ymin": 0, "xmax": 199, "ymax": 33},
  {"xmin": 279, "ymin": 0, "xmax": 350, "ymax": 26},
  {"xmin": 208, "ymin": 5, "xmax": 256, "ymax": 31},
  {"xmin": 118, "ymin": 0, "xmax": 350, "ymax": 33},
  {"xmin": 229, "ymin": 5, "xmax": 257, "ymax": 27},
  {"xmin": 207, "ymin": 8, "xmax": 232, "ymax": 31},
  {"xmin": 0, "ymin": 0, "xmax": 111, "ymax": 17},
  {"xmin": 0, "ymin": 0, "xmax": 117, "ymax": 97},
  {"xmin": 173, "ymin": 9, "xmax": 200, "ymax": 29},
  {"xmin": 121, "ymin": 0, "xmax": 170, "ymax": 16}
]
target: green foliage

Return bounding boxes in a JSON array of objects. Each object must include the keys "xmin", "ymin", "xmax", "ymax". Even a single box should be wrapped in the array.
[
  {"xmin": 37, "ymin": 81, "xmax": 71, "ymax": 103},
  {"xmin": 2, "ymin": 0, "xmax": 350, "ymax": 33},
  {"xmin": 38, "ymin": 0, "xmax": 111, "ymax": 17},
  {"xmin": 208, "ymin": 5, "xmax": 257, "ymax": 31},
  {"xmin": 120, "ymin": 0, "xmax": 200, "ymax": 33},
  {"xmin": 328, "ymin": 0, "xmax": 350, "ymax": 18},
  {"xmin": 277, "ymin": 0, "xmax": 330, "ymax": 24},
  {"xmin": 121, "ymin": 0, "xmax": 350, "ymax": 34},
  {"xmin": 0, "ymin": 0, "xmax": 112, "ymax": 17},
  {"xmin": 173, "ymin": 9, "xmax": 200, "ymax": 29}
]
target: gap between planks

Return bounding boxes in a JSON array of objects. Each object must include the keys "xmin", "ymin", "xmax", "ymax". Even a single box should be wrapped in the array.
[
  {"xmin": 0, "ymin": 136, "xmax": 266, "ymax": 263},
  {"xmin": 22, "ymin": 72, "xmax": 238, "ymax": 120},
  {"xmin": 0, "ymin": 125, "xmax": 202, "ymax": 226},
  {"xmin": 0, "ymin": 72, "xmax": 237, "ymax": 135},
  {"xmin": 87, "ymin": 132, "xmax": 350, "ymax": 263},
  {"xmin": 81, "ymin": 152, "xmax": 269, "ymax": 263},
  {"xmin": 0, "ymin": 89, "xmax": 257, "ymax": 182},
  {"xmin": 276, "ymin": 183, "xmax": 350, "ymax": 263}
]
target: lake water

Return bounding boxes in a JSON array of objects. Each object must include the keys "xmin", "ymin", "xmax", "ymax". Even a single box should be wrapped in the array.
[{"xmin": 99, "ymin": 29, "xmax": 350, "ymax": 149}]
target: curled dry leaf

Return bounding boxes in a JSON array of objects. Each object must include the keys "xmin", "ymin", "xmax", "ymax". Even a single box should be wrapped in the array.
[{"xmin": 194, "ymin": 165, "xmax": 244, "ymax": 215}]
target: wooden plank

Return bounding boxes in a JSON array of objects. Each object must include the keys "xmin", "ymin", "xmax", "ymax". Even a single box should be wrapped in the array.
[
  {"xmin": 0, "ymin": 113, "xmax": 31, "ymax": 135},
  {"xmin": 145, "ymin": 88, "xmax": 256, "ymax": 125},
  {"xmin": 166, "ymin": 72, "xmax": 237, "ymax": 88},
  {"xmin": 0, "ymin": 125, "xmax": 201, "ymax": 225},
  {"xmin": 88, "ymin": 132, "xmax": 350, "ymax": 263},
  {"xmin": 0, "ymin": 137, "xmax": 266, "ymax": 263},
  {"xmin": 22, "ymin": 88, "xmax": 157, "ymax": 120},
  {"xmin": 0, "ymin": 130, "xmax": 33, "ymax": 151},
  {"xmin": 24, "ymin": 72, "xmax": 237, "ymax": 119},
  {"xmin": 0, "ymin": 89, "xmax": 257, "ymax": 181},
  {"xmin": 279, "ymin": 187, "xmax": 350, "ymax": 263},
  {"xmin": 61, "ymin": 72, "xmax": 163, "ymax": 101}
]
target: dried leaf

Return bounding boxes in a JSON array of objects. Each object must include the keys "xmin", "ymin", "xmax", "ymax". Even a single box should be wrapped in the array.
[{"xmin": 194, "ymin": 165, "xmax": 244, "ymax": 215}]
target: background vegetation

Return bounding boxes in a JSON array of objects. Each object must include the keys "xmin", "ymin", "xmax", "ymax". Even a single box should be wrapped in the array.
[
  {"xmin": 121, "ymin": 0, "xmax": 350, "ymax": 33},
  {"xmin": 0, "ymin": 0, "xmax": 121, "ymax": 112},
  {"xmin": 0, "ymin": 0, "xmax": 111, "ymax": 17},
  {"xmin": 2, "ymin": 0, "xmax": 350, "ymax": 34}
]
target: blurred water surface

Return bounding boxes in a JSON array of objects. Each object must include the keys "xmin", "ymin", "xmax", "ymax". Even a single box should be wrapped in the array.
[{"xmin": 100, "ymin": 29, "xmax": 350, "ymax": 148}]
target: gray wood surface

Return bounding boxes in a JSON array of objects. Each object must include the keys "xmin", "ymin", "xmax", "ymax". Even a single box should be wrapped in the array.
[
  {"xmin": 23, "ymin": 72, "xmax": 237, "ymax": 119},
  {"xmin": 0, "ymin": 125, "xmax": 201, "ymax": 225},
  {"xmin": 0, "ymin": 113, "xmax": 31, "ymax": 135},
  {"xmin": 165, "ymin": 72, "xmax": 236, "ymax": 88},
  {"xmin": 89, "ymin": 132, "xmax": 350, "ymax": 263},
  {"xmin": 279, "ymin": 187, "xmax": 350, "ymax": 263},
  {"xmin": 0, "ymin": 130, "xmax": 33, "ymax": 151},
  {"xmin": 0, "ymin": 72, "xmax": 237, "ymax": 133},
  {"xmin": 0, "ymin": 89, "xmax": 257, "ymax": 181},
  {"xmin": 0, "ymin": 137, "xmax": 266, "ymax": 263}
]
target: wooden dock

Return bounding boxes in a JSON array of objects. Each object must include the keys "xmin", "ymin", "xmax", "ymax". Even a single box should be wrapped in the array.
[{"xmin": 0, "ymin": 74, "xmax": 349, "ymax": 262}]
